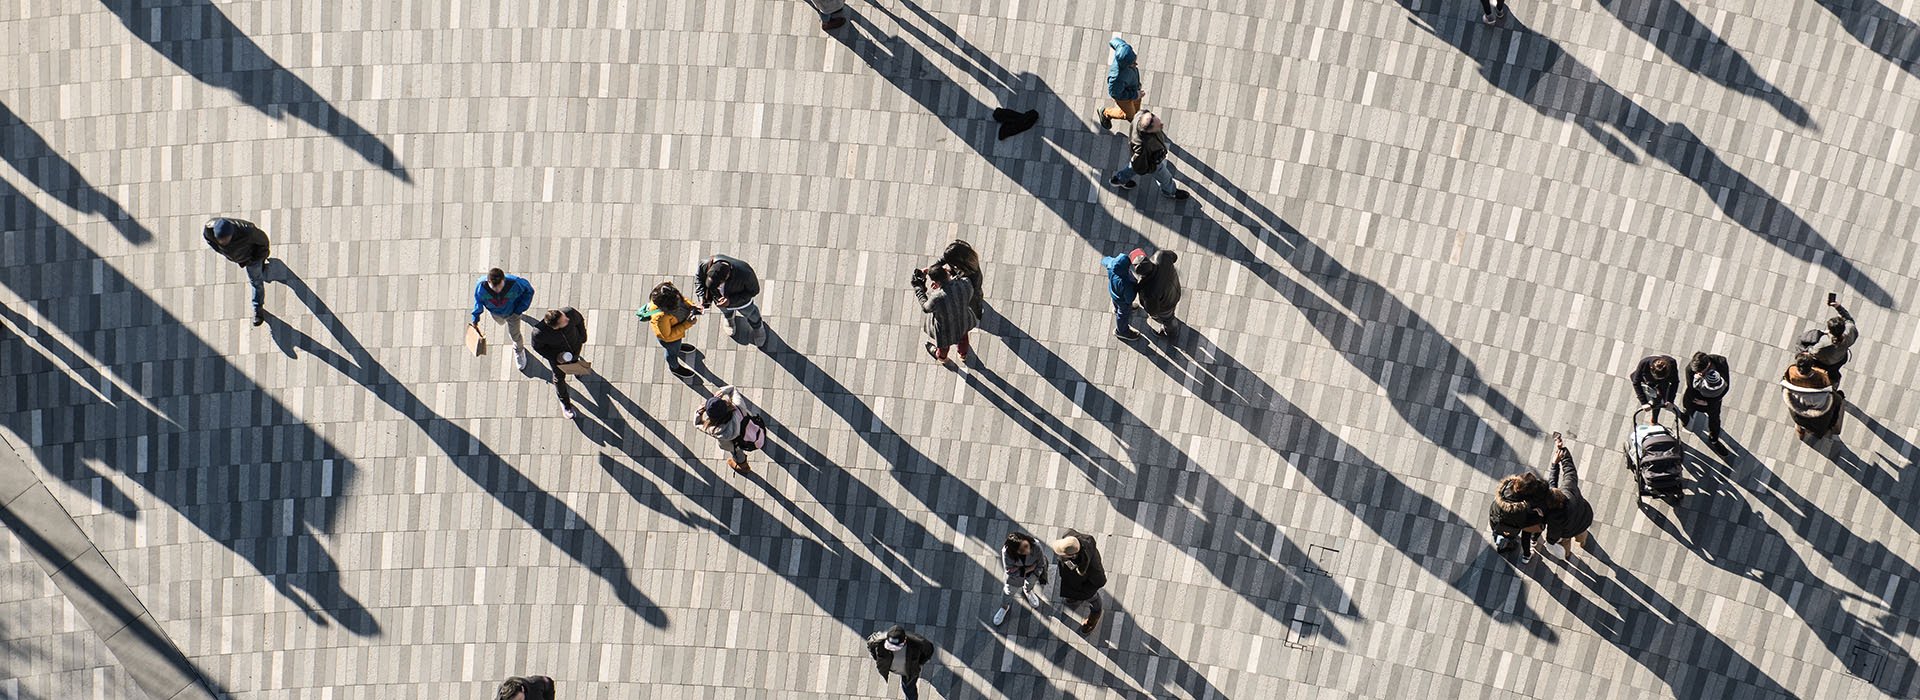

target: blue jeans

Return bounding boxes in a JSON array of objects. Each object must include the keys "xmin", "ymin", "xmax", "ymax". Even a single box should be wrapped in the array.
[
  {"xmin": 1113, "ymin": 301, "xmax": 1133, "ymax": 334},
  {"xmin": 659, "ymin": 338, "xmax": 688, "ymax": 370},
  {"xmin": 1114, "ymin": 162, "xmax": 1176, "ymax": 195},
  {"xmin": 244, "ymin": 259, "xmax": 268, "ymax": 310}
]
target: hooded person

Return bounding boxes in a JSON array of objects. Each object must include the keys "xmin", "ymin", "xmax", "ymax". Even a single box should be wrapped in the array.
[
  {"xmin": 1781, "ymin": 356, "xmax": 1842, "ymax": 440},
  {"xmin": 1097, "ymin": 36, "xmax": 1144, "ymax": 129},
  {"xmin": 1133, "ymin": 250, "xmax": 1184, "ymax": 338},
  {"xmin": 1488, "ymin": 471, "xmax": 1550, "ymax": 563},
  {"xmin": 1053, "ymin": 529, "xmax": 1108, "ymax": 634},
  {"xmin": 202, "ymin": 216, "xmax": 273, "ymax": 326},
  {"xmin": 1102, "ymin": 248, "xmax": 1145, "ymax": 341},
  {"xmin": 864, "ymin": 625, "xmax": 936, "ymax": 700}
]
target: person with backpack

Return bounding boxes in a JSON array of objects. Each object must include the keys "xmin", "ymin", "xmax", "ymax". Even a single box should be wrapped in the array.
[
  {"xmin": 1096, "ymin": 36, "xmax": 1144, "ymax": 130},
  {"xmin": 912, "ymin": 266, "xmax": 977, "ymax": 363},
  {"xmin": 638, "ymin": 282, "xmax": 700, "ymax": 378},
  {"xmin": 1629, "ymin": 354, "xmax": 1681, "ymax": 425},
  {"xmin": 470, "ymin": 267, "xmax": 535, "ymax": 369},
  {"xmin": 864, "ymin": 625, "xmax": 936, "ymax": 700},
  {"xmin": 1487, "ymin": 472, "xmax": 1550, "ymax": 564},
  {"xmin": 933, "ymin": 239, "xmax": 985, "ymax": 320},
  {"xmin": 494, "ymin": 675, "xmax": 555, "ymax": 700},
  {"xmin": 992, "ymin": 532, "xmax": 1049, "ymax": 627},
  {"xmin": 1052, "ymin": 530, "xmax": 1107, "ymax": 634},
  {"xmin": 1133, "ymin": 249, "xmax": 1184, "ymax": 339},
  {"xmin": 1102, "ymin": 248, "xmax": 1145, "ymax": 341},
  {"xmin": 1796, "ymin": 295, "xmax": 1858, "ymax": 382},
  {"xmin": 1106, "ymin": 111, "xmax": 1191, "ymax": 200},
  {"xmin": 695, "ymin": 254, "xmax": 767, "ymax": 347},
  {"xmin": 1679, "ymin": 351, "xmax": 1732, "ymax": 455},
  {"xmin": 531, "ymin": 307, "xmax": 588, "ymax": 419},
  {"xmin": 697, "ymin": 385, "xmax": 765, "ymax": 472},
  {"xmin": 202, "ymin": 216, "xmax": 273, "ymax": 326},
  {"xmin": 1540, "ymin": 433, "xmax": 1594, "ymax": 561}
]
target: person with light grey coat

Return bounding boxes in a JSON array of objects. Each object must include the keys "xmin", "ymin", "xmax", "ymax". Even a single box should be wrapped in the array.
[
  {"xmin": 992, "ymin": 532, "xmax": 1049, "ymax": 626},
  {"xmin": 912, "ymin": 266, "xmax": 977, "ymax": 363}
]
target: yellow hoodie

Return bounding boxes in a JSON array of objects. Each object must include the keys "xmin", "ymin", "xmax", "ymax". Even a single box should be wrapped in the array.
[{"xmin": 647, "ymin": 304, "xmax": 697, "ymax": 342}]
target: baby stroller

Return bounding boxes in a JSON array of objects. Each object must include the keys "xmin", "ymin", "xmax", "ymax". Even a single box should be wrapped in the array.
[{"xmin": 1624, "ymin": 406, "xmax": 1686, "ymax": 501}]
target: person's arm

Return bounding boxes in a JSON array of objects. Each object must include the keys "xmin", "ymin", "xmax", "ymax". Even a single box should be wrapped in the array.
[
  {"xmin": 1087, "ymin": 552, "xmax": 1108, "ymax": 589},
  {"xmin": 693, "ymin": 261, "xmax": 712, "ymax": 306},
  {"xmin": 736, "ymin": 267, "xmax": 761, "ymax": 301},
  {"xmin": 1002, "ymin": 551, "xmax": 1025, "ymax": 595},
  {"xmin": 510, "ymin": 281, "xmax": 535, "ymax": 316},
  {"xmin": 469, "ymin": 282, "xmax": 485, "ymax": 324}
]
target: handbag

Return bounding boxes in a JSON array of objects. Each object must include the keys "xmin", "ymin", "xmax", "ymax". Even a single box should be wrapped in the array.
[
  {"xmin": 557, "ymin": 359, "xmax": 593, "ymax": 376},
  {"xmin": 465, "ymin": 324, "xmax": 487, "ymax": 356}
]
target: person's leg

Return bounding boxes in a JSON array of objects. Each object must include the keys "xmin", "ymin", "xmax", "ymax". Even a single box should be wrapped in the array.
[
  {"xmin": 1102, "ymin": 98, "xmax": 1141, "ymax": 121},
  {"xmin": 728, "ymin": 443, "xmax": 750, "ymax": 469},
  {"xmin": 1151, "ymin": 162, "xmax": 1178, "ymax": 195},
  {"xmin": 1110, "ymin": 165, "xmax": 1139, "ymax": 187},
  {"xmin": 1113, "ymin": 302, "xmax": 1134, "ymax": 337},
  {"xmin": 933, "ymin": 342, "xmax": 950, "ymax": 362},
  {"xmin": 554, "ymin": 372, "xmax": 575, "ymax": 414},
  {"xmin": 245, "ymin": 260, "xmax": 267, "ymax": 312},
  {"xmin": 956, "ymin": 333, "xmax": 971, "ymax": 359},
  {"xmin": 661, "ymin": 338, "xmax": 687, "ymax": 370},
  {"xmin": 901, "ymin": 674, "xmax": 920, "ymax": 700},
  {"xmin": 495, "ymin": 313, "xmax": 525, "ymax": 347}
]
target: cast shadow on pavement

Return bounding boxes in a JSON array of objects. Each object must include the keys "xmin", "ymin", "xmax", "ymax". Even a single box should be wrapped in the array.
[
  {"xmin": 1829, "ymin": 406, "xmax": 1920, "ymax": 535},
  {"xmin": 1811, "ymin": 0, "xmax": 1920, "ymax": 80},
  {"xmin": 1595, "ymin": 0, "xmax": 1814, "ymax": 127},
  {"xmin": 0, "ymin": 101, "xmax": 153, "ymax": 244}
]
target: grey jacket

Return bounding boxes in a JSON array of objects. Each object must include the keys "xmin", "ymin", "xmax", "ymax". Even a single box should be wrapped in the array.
[
  {"xmin": 1001, "ymin": 535, "xmax": 1049, "ymax": 595},
  {"xmin": 916, "ymin": 278, "xmax": 977, "ymax": 347},
  {"xmin": 1804, "ymin": 303, "xmax": 1858, "ymax": 367}
]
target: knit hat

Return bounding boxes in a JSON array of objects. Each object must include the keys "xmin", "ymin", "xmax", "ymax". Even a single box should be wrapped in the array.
[
  {"xmin": 1699, "ymin": 370, "xmax": 1725, "ymax": 393},
  {"xmin": 883, "ymin": 625, "xmax": 906, "ymax": 651},
  {"xmin": 1051, "ymin": 536, "xmax": 1080, "ymax": 558}
]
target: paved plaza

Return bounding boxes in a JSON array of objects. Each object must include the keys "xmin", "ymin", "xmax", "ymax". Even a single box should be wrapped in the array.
[{"xmin": 4, "ymin": 0, "xmax": 1920, "ymax": 697}]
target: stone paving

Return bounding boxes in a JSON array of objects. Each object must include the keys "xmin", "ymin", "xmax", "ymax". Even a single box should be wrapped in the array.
[{"xmin": 3, "ymin": 0, "xmax": 1920, "ymax": 698}]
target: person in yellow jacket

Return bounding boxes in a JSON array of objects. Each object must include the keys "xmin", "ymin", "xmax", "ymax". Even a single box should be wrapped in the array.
[{"xmin": 639, "ymin": 282, "xmax": 701, "ymax": 378}]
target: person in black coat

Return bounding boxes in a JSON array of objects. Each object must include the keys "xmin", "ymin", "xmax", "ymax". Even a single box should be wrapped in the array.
[
  {"xmin": 1052, "ymin": 530, "xmax": 1108, "ymax": 634},
  {"xmin": 1540, "ymin": 433, "xmax": 1594, "ymax": 560},
  {"xmin": 695, "ymin": 254, "xmax": 766, "ymax": 347},
  {"xmin": 933, "ymin": 239, "xmax": 984, "ymax": 320},
  {"xmin": 865, "ymin": 625, "xmax": 936, "ymax": 700},
  {"xmin": 531, "ymin": 307, "xmax": 587, "ymax": 419},
  {"xmin": 494, "ymin": 675, "xmax": 555, "ymax": 700},
  {"xmin": 1133, "ymin": 250, "xmax": 1183, "ymax": 339},
  {"xmin": 1488, "ymin": 471, "xmax": 1550, "ymax": 564},
  {"xmin": 1629, "ymin": 354, "xmax": 1680, "ymax": 424},
  {"xmin": 203, "ymin": 217, "xmax": 272, "ymax": 326},
  {"xmin": 1679, "ymin": 351, "xmax": 1732, "ymax": 455}
]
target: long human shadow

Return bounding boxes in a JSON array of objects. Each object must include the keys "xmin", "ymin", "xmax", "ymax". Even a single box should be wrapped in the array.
[
  {"xmin": 1812, "ymin": 0, "xmax": 1920, "ymax": 78},
  {"xmin": 265, "ymin": 268, "xmax": 666, "ymax": 626},
  {"xmin": 1830, "ymin": 407, "xmax": 1920, "ymax": 535},
  {"xmin": 573, "ymin": 378, "xmax": 1097, "ymax": 698},
  {"xmin": 1595, "ymin": 0, "xmax": 1814, "ymax": 126},
  {"xmin": 0, "ymin": 101, "xmax": 152, "ymax": 243},
  {"xmin": 99, "ymin": 0, "xmax": 410, "ymax": 181},
  {"xmin": 1394, "ymin": 2, "xmax": 1893, "ymax": 307},
  {"xmin": 1646, "ymin": 437, "xmax": 1918, "ymax": 696},
  {"xmin": 1083, "ymin": 322, "xmax": 1559, "ymax": 641},
  {"xmin": 0, "ymin": 179, "xmax": 378, "ymax": 635}
]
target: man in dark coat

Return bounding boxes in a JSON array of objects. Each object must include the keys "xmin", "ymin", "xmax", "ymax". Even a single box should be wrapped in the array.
[
  {"xmin": 864, "ymin": 625, "xmax": 936, "ymax": 700},
  {"xmin": 695, "ymin": 254, "xmax": 766, "ymax": 347},
  {"xmin": 1053, "ymin": 530, "xmax": 1108, "ymax": 634},
  {"xmin": 531, "ymin": 307, "xmax": 587, "ymax": 419},
  {"xmin": 1133, "ymin": 249, "xmax": 1184, "ymax": 339},
  {"xmin": 1628, "ymin": 354, "xmax": 1680, "ymax": 424},
  {"xmin": 1541, "ymin": 433, "xmax": 1594, "ymax": 560},
  {"xmin": 203, "ymin": 217, "xmax": 272, "ymax": 326},
  {"xmin": 1679, "ymin": 351, "xmax": 1732, "ymax": 455}
]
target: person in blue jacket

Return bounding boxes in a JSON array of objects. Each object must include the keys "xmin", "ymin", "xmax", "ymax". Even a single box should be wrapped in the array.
[
  {"xmin": 469, "ymin": 267, "xmax": 535, "ymax": 368},
  {"xmin": 1097, "ymin": 36, "xmax": 1145, "ymax": 131},
  {"xmin": 1102, "ymin": 249, "xmax": 1145, "ymax": 341}
]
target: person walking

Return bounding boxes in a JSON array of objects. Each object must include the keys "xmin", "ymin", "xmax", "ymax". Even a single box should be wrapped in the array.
[
  {"xmin": 494, "ymin": 675, "xmax": 555, "ymax": 700},
  {"xmin": 203, "ymin": 216, "xmax": 272, "ymax": 326},
  {"xmin": 1797, "ymin": 295, "xmax": 1858, "ymax": 382},
  {"xmin": 1102, "ymin": 248, "xmax": 1145, "ymax": 341},
  {"xmin": 864, "ymin": 625, "xmax": 936, "ymax": 700},
  {"xmin": 695, "ymin": 254, "xmax": 767, "ymax": 347},
  {"xmin": 807, "ymin": 0, "xmax": 848, "ymax": 30},
  {"xmin": 1134, "ymin": 250, "xmax": 1184, "ymax": 339},
  {"xmin": 1629, "ymin": 354, "xmax": 1680, "ymax": 425},
  {"xmin": 912, "ymin": 266, "xmax": 977, "ymax": 363},
  {"xmin": 470, "ymin": 267, "xmax": 535, "ymax": 369},
  {"xmin": 697, "ymin": 385, "xmax": 765, "ymax": 472},
  {"xmin": 1107, "ymin": 111, "xmax": 1191, "ymax": 200},
  {"xmin": 639, "ymin": 282, "xmax": 700, "ymax": 378},
  {"xmin": 1782, "ymin": 356, "xmax": 1843, "ymax": 441},
  {"xmin": 1679, "ymin": 351, "xmax": 1732, "ymax": 455},
  {"xmin": 1487, "ymin": 471, "xmax": 1549, "ymax": 564},
  {"xmin": 1540, "ymin": 433, "xmax": 1593, "ymax": 560},
  {"xmin": 1479, "ymin": 0, "xmax": 1509, "ymax": 26},
  {"xmin": 1096, "ymin": 36, "xmax": 1144, "ymax": 130},
  {"xmin": 934, "ymin": 239, "xmax": 985, "ymax": 320},
  {"xmin": 993, "ymin": 532, "xmax": 1049, "ymax": 627},
  {"xmin": 530, "ymin": 307, "xmax": 588, "ymax": 419},
  {"xmin": 1052, "ymin": 530, "xmax": 1107, "ymax": 634}
]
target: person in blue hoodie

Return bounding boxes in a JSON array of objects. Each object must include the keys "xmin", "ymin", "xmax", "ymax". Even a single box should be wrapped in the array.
[
  {"xmin": 1098, "ymin": 36, "xmax": 1145, "ymax": 130},
  {"xmin": 1102, "ymin": 248, "xmax": 1145, "ymax": 341},
  {"xmin": 469, "ymin": 268, "xmax": 535, "ymax": 368}
]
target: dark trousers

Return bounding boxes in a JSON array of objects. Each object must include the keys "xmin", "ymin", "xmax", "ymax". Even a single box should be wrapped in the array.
[
  {"xmin": 1063, "ymin": 593, "xmax": 1104, "ymax": 615},
  {"xmin": 1680, "ymin": 397, "xmax": 1723, "ymax": 440},
  {"xmin": 1479, "ymin": 0, "xmax": 1505, "ymax": 14},
  {"xmin": 553, "ymin": 369, "xmax": 574, "ymax": 408},
  {"xmin": 901, "ymin": 674, "xmax": 920, "ymax": 700}
]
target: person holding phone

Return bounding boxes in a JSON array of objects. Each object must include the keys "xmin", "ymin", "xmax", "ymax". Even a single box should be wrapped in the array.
[{"xmin": 1797, "ymin": 293, "xmax": 1858, "ymax": 382}]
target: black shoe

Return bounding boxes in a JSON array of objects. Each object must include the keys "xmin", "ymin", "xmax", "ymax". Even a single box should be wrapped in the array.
[
  {"xmin": 1097, "ymin": 104, "xmax": 1112, "ymax": 131},
  {"xmin": 1163, "ymin": 189, "xmax": 1191, "ymax": 200},
  {"xmin": 1109, "ymin": 176, "xmax": 1137, "ymax": 190},
  {"xmin": 671, "ymin": 365, "xmax": 696, "ymax": 378},
  {"xmin": 1496, "ymin": 5, "xmax": 1508, "ymax": 20},
  {"xmin": 252, "ymin": 309, "xmax": 264, "ymax": 327},
  {"xmin": 821, "ymin": 14, "xmax": 846, "ymax": 30},
  {"xmin": 1115, "ymin": 328, "xmax": 1142, "ymax": 341},
  {"xmin": 1709, "ymin": 438, "xmax": 1732, "ymax": 457}
]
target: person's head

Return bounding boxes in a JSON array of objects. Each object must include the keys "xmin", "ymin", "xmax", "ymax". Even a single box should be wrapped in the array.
[
  {"xmin": 1137, "ymin": 111, "xmax": 1164, "ymax": 133},
  {"xmin": 651, "ymin": 282, "xmax": 683, "ymax": 310},
  {"xmin": 1649, "ymin": 357, "xmax": 1672, "ymax": 379},
  {"xmin": 1132, "ymin": 259, "xmax": 1157, "ymax": 279},
  {"xmin": 708, "ymin": 260, "xmax": 733, "ymax": 283},
  {"xmin": 1828, "ymin": 316, "xmax": 1848, "ymax": 336},
  {"xmin": 486, "ymin": 268, "xmax": 507, "ymax": 292},
  {"xmin": 1698, "ymin": 369, "xmax": 1725, "ymax": 393},
  {"xmin": 883, "ymin": 625, "xmax": 908, "ymax": 652},
  {"xmin": 700, "ymin": 397, "xmax": 735, "ymax": 428},
  {"xmin": 1792, "ymin": 354, "xmax": 1820, "ymax": 374},
  {"xmin": 1003, "ymin": 533, "xmax": 1032, "ymax": 559},
  {"xmin": 495, "ymin": 677, "xmax": 531, "ymax": 700},
  {"xmin": 210, "ymin": 218, "xmax": 237, "ymax": 243},
  {"xmin": 1051, "ymin": 535, "xmax": 1081, "ymax": 559},
  {"xmin": 542, "ymin": 309, "xmax": 567, "ymax": 328},
  {"xmin": 1502, "ymin": 472, "xmax": 1546, "ymax": 498},
  {"xmin": 1153, "ymin": 249, "xmax": 1178, "ymax": 267},
  {"xmin": 928, "ymin": 266, "xmax": 952, "ymax": 287}
]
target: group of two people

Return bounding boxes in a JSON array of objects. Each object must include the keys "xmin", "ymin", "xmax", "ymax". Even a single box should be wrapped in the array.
[
  {"xmin": 1103, "ymin": 247, "xmax": 1185, "ymax": 341},
  {"xmin": 1488, "ymin": 433, "xmax": 1593, "ymax": 563}
]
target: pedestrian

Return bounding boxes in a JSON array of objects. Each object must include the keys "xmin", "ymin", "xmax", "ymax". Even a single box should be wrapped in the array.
[
  {"xmin": 1678, "ymin": 351, "xmax": 1732, "ymax": 455},
  {"xmin": 470, "ymin": 267, "xmax": 535, "ymax": 369},
  {"xmin": 1539, "ymin": 433, "xmax": 1593, "ymax": 560},
  {"xmin": 696, "ymin": 385, "xmax": 765, "ymax": 472},
  {"xmin": 1102, "ymin": 248, "xmax": 1145, "ymax": 341},
  {"xmin": 934, "ymin": 239, "xmax": 985, "ymax": 320},
  {"xmin": 695, "ymin": 254, "xmax": 767, "ymax": 347},
  {"xmin": 1107, "ymin": 111, "xmax": 1191, "ymax": 200},
  {"xmin": 912, "ymin": 266, "xmax": 977, "ymax": 363},
  {"xmin": 993, "ymin": 532, "xmax": 1049, "ymax": 627},
  {"xmin": 1487, "ymin": 471, "xmax": 1549, "ymax": 564},
  {"xmin": 1096, "ymin": 36, "xmax": 1144, "ymax": 130},
  {"xmin": 1480, "ymin": 0, "xmax": 1508, "ymax": 26},
  {"xmin": 1781, "ymin": 356, "xmax": 1843, "ymax": 441},
  {"xmin": 1133, "ymin": 249, "xmax": 1184, "ymax": 339},
  {"xmin": 638, "ymin": 281, "xmax": 700, "ymax": 378},
  {"xmin": 202, "ymin": 216, "xmax": 272, "ymax": 326},
  {"xmin": 494, "ymin": 675, "xmax": 556, "ymax": 700},
  {"xmin": 807, "ymin": 0, "xmax": 848, "ymax": 30},
  {"xmin": 1052, "ymin": 530, "xmax": 1107, "ymax": 634},
  {"xmin": 1629, "ymin": 354, "xmax": 1680, "ymax": 425},
  {"xmin": 530, "ymin": 307, "xmax": 588, "ymax": 419},
  {"xmin": 864, "ymin": 625, "xmax": 935, "ymax": 700},
  {"xmin": 1796, "ymin": 294, "xmax": 1857, "ymax": 382}
]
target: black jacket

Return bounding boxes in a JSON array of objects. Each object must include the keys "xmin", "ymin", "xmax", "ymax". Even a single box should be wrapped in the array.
[
  {"xmin": 695, "ymin": 254, "xmax": 761, "ymax": 307},
  {"xmin": 203, "ymin": 218, "xmax": 270, "ymax": 266},
  {"xmin": 1681, "ymin": 352, "xmax": 1730, "ymax": 409},
  {"xmin": 865, "ymin": 631, "xmax": 935, "ymax": 681},
  {"xmin": 500, "ymin": 676, "xmax": 555, "ymax": 700},
  {"xmin": 1543, "ymin": 451, "xmax": 1594, "ymax": 540},
  {"xmin": 1629, "ymin": 354, "xmax": 1680, "ymax": 405},
  {"xmin": 1056, "ymin": 530, "xmax": 1107, "ymax": 601},
  {"xmin": 1129, "ymin": 128, "xmax": 1169, "ymax": 174},
  {"xmin": 531, "ymin": 307, "xmax": 587, "ymax": 365},
  {"xmin": 1136, "ymin": 250, "xmax": 1182, "ymax": 315},
  {"xmin": 1487, "ymin": 478, "xmax": 1548, "ymax": 534}
]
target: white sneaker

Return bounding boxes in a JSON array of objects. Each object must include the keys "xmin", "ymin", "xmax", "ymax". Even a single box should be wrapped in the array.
[
  {"xmin": 1024, "ymin": 589, "xmax": 1042, "ymax": 608},
  {"xmin": 514, "ymin": 347, "xmax": 528, "ymax": 370},
  {"xmin": 562, "ymin": 406, "xmax": 577, "ymax": 419},
  {"xmin": 1546, "ymin": 543, "xmax": 1566, "ymax": 558},
  {"xmin": 991, "ymin": 605, "xmax": 1008, "ymax": 626}
]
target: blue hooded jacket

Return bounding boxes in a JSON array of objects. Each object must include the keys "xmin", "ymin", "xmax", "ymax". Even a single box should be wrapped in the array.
[
  {"xmin": 471, "ymin": 274, "xmax": 535, "ymax": 322},
  {"xmin": 1102, "ymin": 252, "xmax": 1139, "ymax": 306},
  {"xmin": 1107, "ymin": 38, "xmax": 1142, "ymax": 101}
]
